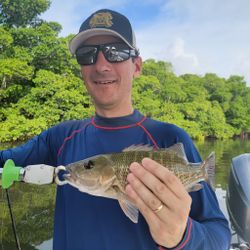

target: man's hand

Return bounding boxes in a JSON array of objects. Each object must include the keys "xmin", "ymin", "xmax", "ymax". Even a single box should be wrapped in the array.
[{"xmin": 125, "ymin": 158, "xmax": 192, "ymax": 248}]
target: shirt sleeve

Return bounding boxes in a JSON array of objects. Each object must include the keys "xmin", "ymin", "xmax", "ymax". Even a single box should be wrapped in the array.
[{"xmin": 0, "ymin": 128, "xmax": 58, "ymax": 168}]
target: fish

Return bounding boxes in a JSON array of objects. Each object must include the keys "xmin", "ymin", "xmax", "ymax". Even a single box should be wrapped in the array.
[{"xmin": 62, "ymin": 143, "xmax": 215, "ymax": 223}]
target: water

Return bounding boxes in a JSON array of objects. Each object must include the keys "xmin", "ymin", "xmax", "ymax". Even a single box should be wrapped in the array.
[{"xmin": 0, "ymin": 139, "xmax": 250, "ymax": 250}]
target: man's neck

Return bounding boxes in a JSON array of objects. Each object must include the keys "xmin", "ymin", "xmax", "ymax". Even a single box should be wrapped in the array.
[{"xmin": 95, "ymin": 105, "xmax": 134, "ymax": 118}]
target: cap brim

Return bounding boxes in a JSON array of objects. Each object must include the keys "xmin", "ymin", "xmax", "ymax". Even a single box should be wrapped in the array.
[{"xmin": 69, "ymin": 28, "xmax": 135, "ymax": 54}]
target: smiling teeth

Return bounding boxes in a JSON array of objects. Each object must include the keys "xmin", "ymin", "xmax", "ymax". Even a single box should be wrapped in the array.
[{"xmin": 95, "ymin": 80, "xmax": 115, "ymax": 84}]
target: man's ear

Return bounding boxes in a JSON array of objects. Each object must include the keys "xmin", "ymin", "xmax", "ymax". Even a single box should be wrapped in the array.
[{"xmin": 133, "ymin": 56, "xmax": 142, "ymax": 78}]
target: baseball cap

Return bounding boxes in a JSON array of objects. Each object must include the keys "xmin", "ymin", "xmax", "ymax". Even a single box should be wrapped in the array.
[{"xmin": 69, "ymin": 9, "xmax": 138, "ymax": 55}]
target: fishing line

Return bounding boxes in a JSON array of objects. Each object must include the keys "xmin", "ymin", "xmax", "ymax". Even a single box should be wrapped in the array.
[
  {"xmin": 5, "ymin": 189, "xmax": 21, "ymax": 250},
  {"xmin": 0, "ymin": 189, "xmax": 5, "ymax": 250}
]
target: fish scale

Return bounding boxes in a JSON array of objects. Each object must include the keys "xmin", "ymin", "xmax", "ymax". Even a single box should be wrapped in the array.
[{"xmin": 110, "ymin": 150, "xmax": 204, "ymax": 190}]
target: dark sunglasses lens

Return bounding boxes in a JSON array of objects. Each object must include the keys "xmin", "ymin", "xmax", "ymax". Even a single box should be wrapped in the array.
[
  {"xmin": 103, "ymin": 44, "xmax": 131, "ymax": 62},
  {"xmin": 76, "ymin": 47, "xmax": 98, "ymax": 65},
  {"xmin": 75, "ymin": 43, "xmax": 136, "ymax": 65}
]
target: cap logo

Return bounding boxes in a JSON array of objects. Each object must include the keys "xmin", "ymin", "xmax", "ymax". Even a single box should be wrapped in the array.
[{"xmin": 89, "ymin": 12, "xmax": 113, "ymax": 28}]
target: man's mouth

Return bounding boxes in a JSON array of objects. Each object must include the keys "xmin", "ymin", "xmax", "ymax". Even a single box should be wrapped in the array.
[{"xmin": 94, "ymin": 80, "xmax": 116, "ymax": 85}]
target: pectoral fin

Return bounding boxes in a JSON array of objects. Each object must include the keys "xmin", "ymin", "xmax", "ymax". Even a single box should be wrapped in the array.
[{"xmin": 118, "ymin": 199, "xmax": 139, "ymax": 223}]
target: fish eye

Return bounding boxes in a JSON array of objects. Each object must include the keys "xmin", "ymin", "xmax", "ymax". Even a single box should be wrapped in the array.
[{"xmin": 84, "ymin": 160, "xmax": 94, "ymax": 170}]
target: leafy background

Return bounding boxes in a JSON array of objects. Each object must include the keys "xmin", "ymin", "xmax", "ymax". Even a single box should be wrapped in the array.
[{"xmin": 0, "ymin": 0, "xmax": 249, "ymax": 143}]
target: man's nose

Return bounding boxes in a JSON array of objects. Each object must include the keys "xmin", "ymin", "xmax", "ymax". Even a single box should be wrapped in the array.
[{"xmin": 94, "ymin": 51, "xmax": 112, "ymax": 72}]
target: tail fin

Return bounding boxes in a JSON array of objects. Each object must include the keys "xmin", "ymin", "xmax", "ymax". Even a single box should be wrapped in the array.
[{"xmin": 203, "ymin": 152, "xmax": 216, "ymax": 190}]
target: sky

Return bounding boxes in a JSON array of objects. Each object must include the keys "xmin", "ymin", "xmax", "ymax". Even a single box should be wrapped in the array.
[{"xmin": 41, "ymin": 0, "xmax": 250, "ymax": 86}]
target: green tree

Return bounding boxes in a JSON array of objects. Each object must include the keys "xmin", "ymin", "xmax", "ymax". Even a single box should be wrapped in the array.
[
  {"xmin": 132, "ymin": 75, "xmax": 161, "ymax": 117},
  {"xmin": 160, "ymin": 73, "xmax": 187, "ymax": 103},
  {"xmin": 203, "ymin": 73, "xmax": 232, "ymax": 112},
  {"xmin": 178, "ymin": 100, "xmax": 234, "ymax": 139},
  {"xmin": 0, "ymin": 58, "xmax": 33, "ymax": 89},
  {"xmin": 226, "ymin": 96, "xmax": 249, "ymax": 135},
  {"xmin": 225, "ymin": 76, "xmax": 250, "ymax": 135},
  {"xmin": 181, "ymin": 74, "xmax": 209, "ymax": 102},
  {"xmin": 227, "ymin": 75, "xmax": 247, "ymax": 99},
  {"xmin": 0, "ymin": 0, "xmax": 51, "ymax": 27},
  {"xmin": 0, "ymin": 70, "xmax": 93, "ymax": 142},
  {"xmin": 158, "ymin": 101, "xmax": 185, "ymax": 125},
  {"xmin": 142, "ymin": 59, "xmax": 173, "ymax": 84},
  {"xmin": 0, "ymin": 26, "xmax": 13, "ymax": 54}
]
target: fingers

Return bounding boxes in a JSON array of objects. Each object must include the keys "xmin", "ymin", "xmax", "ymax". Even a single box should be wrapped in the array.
[
  {"xmin": 125, "ymin": 158, "xmax": 191, "ymax": 248},
  {"xmin": 125, "ymin": 159, "xmax": 191, "ymax": 219},
  {"xmin": 125, "ymin": 162, "xmax": 177, "ymax": 226},
  {"xmin": 126, "ymin": 167, "xmax": 163, "ymax": 211},
  {"xmin": 143, "ymin": 158, "xmax": 191, "ymax": 202},
  {"xmin": 125, "ymin": 178, "xmax": 161, "ymax": 228},
  {"xmin": 125, "ymin": 169, "xmax": 189, "ymax": 246},
  {"xmin": 128, "ymin": 160, "xmax": 189, "ymax": 208}
]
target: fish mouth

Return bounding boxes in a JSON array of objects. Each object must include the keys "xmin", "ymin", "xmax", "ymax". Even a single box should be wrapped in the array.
[
  {"xmin": 63, "ymin": 173, "xmax": 73, "ymax": 182},
  {"xmin": 63, "ymin": 173, "xmax": 101, "ymax": 190}
]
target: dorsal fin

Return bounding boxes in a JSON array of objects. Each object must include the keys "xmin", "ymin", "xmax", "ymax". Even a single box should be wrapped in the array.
[
  {"xmin": 122, "ymin": 144, "xmax": 154, "ymax": 152},
  {"xmin": 167, "ymin": 143, "xmax": 188, "ymax": 162}
]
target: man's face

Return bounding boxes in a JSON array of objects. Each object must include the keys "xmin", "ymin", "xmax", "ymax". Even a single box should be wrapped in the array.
[{"xmin": 80, "ymin": 35, "xmax": 142, "ymax": 115}]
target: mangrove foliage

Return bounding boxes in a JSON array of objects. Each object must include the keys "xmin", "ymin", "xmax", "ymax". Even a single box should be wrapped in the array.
[{"xmin": 0, "ymin": 0, "xmax": 250, "ymax": 142}]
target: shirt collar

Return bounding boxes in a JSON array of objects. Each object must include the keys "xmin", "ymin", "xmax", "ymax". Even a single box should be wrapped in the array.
[{"xmin": 92, "ymin": 109, "xmax": 145, "ymax": 128}]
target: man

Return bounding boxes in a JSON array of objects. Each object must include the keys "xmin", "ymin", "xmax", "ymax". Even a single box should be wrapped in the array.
[{"xmin": 0, "ymin": 9, "xmax": 231, "ymax": 250}]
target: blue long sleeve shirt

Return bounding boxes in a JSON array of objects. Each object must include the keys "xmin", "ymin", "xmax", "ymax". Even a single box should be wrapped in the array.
[{"xmin": 0, "ymin": 110, "xmax": 231, "ymax": 250}]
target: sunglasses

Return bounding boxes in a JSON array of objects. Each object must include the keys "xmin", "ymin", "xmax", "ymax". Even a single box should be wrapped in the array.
[{"xmin": 75, "ymin": 42, "xmax": 139, "ymax": 65}]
